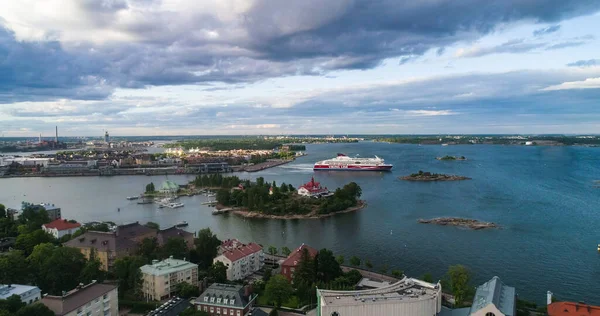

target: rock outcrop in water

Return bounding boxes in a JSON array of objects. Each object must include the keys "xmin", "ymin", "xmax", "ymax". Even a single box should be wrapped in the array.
[
  {"xmin": 418, "ymin": 217, "xmax": 497, "ymax": 230},
  {"xmin": 436, "ymin": 155, "xmax": 466, "ymax": 161},
  {"xmin": 400, "ymin": 171, "xmax": 471, "ymax": 181}
]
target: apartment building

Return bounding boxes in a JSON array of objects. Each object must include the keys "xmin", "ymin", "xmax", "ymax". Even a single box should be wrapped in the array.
[
  {"xmin": 140, "ymin": 256, "xmax": 199, "ymax": 301},
  {"xmin": 214, "ymin": 239, "xmax": 264, "ymax": 281},
  {"xmin": 41, "ymin": 281, "xmax": 118, "ymax": 316}
]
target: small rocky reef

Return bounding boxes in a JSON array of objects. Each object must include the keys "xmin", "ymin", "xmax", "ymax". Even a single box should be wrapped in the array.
[
  {"xmin": 436, "ymin": 155, "xmax": 466, "ymax": 161},
  {"xmin": 400, "ymin": 171, "xmax": 471, "ymax": 181},
  {"xmin": 418, "ymin": 217, "xmax": 497, "ymax": 230}
]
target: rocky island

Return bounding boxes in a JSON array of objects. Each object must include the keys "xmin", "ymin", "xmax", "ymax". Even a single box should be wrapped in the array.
[
  {"xmin": 400, "ymin": 171, "xmax": 471, "ymax": 181},
  {"xmin": 436, "ymin": 155, "xmax": 466, "ymax": 161},
  {"xmin": 418, "ymin": 217, "xmax": 497, "ymax": 230}
]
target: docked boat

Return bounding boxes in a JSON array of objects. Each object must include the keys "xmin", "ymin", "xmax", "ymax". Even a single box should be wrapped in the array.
[
  {"xmin": 126, "ymin": 196, "xmax": 140, "ymax": 200},
  {"xmin": 314, "ymin": 154, "xmax": 393, "ymax": 171},
  {"xmin": 166, "ymin": 202, "xmax": 184, "ymax": 209},
  {"xmin": 175, "ymin": 221, "xmax": 188, "ymax": 228}
]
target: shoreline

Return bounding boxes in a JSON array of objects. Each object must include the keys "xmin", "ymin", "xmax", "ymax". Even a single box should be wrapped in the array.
[{"xmin": 215, "ymin": 200, "xmax": 367, "ymax": 219}]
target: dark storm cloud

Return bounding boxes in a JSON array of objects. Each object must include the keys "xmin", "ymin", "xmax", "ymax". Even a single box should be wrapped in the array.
[
  {"xmin": 2, "ymin": 0, "xmax": 600, "ymax": 102},
  {"xmin": 533, "ymin": 24, "xmax": 561, "ymax": 36},
  {"xmin": 567, "ymin": 59, "xmax": 600, "ymax": 67},
  {"xmin": 0, "ymin": 27, "xmax": 113, "ymax": 102}
]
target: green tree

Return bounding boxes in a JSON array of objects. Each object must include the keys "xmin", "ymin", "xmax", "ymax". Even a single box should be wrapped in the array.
[
  {"xmin": 316, "ymin": 249, "xmax": 342, "ymax": 283},
  {"xmin": 447, "ymin": 265, "xmax": 471, "ymax": 306},
  {"xmin": 265, "ymin": 275, "xmax": 293, "ymax": 307},
  {"xmin": 175, "ymin": 282, "xmax": 200, "ymax": 299},
  {"xmin": 292, "ymin": 248, "xmax": 315, "ymax": 285},
  {"xmin": 145, "ymin": 222, "xmax": 159, "ymax": 230},
  {"xmin": 0, "ymin": 204, "xmax": 5, "ymax": 218},
  {"xmin": 392, "ymin": 269, "xmax": 404, "ymax": 278},
  {"xmin": 79, "ymin": 248, "xmax": 105, "ymax": 284},
  {"xmin": 336, "ymin": 255, "xmax": 345, "ymax": 265},
  {"xmin": 114, "ymin": 256, "xmax": 146, "ymax": 298},
  {"xmin": 28, "ymin": 245, "xmax": 87, "ymax": 295},
  {"xmin": 263, "ymin": 267, "xmax": 273, "ymax": 283},
  {"xmin": 138, "ymin": 237, "xmax": 159, "ymax": 262},
  {"xmin": 379, "ymin": 264, "xmax": 389, "ymax": 274},
  {"xmin": 208, "ymin": 261, "xmax": 227, "ymax": 283},
  {"xmin": 194, "ymin": 228, "xmax": 221, "ymax": 269},
  {"xmin": 349, "ymin": 256, "xmax": 361, "ymax": 267},
  {"xmin": 145, "ymin": 182, "xmax": 155, "ymax": 193},
  {"xmin": 422, "ymin": 273, "xmax": 434, "ymax": 283},
  {"xmin": 281, "ymin": 246, "xmax": 291, "ymax": 256},
  {"xmin": 15, "ymin": 229, "xmax": 54, "ymax": 255},
  {"xmin": 0, "ymin": 295, "xmax": 25, "ymax": 314},
  {"xmin": 160, "ymin": 237, "xmax": 188, "ymax": 260},
  {"xmin": 15, "ymin": 303, "xmax": 55, "ymax": 316},
  {"xmin": 0, "ymin": 250, "xmax": 29, "ymax": 285},
  {"xmin": 365, "ymin": 259, "xmax": 373, "ymax": 269},
  {"xmin": 268, "ymin": 245, "xmax": 278, "ymax": 256},
  {"xmin": 269, "ymin": 309, "xmax": 279, "ymax": 316},
  {"xmin": 18, "ymin": 206, "xmax": 50, "ymax": 233}
]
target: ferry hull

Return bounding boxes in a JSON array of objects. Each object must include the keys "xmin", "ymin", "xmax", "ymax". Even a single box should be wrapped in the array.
[{"xmin": 314, "ymin": 165, "xmax": 393, "ymax": 171}]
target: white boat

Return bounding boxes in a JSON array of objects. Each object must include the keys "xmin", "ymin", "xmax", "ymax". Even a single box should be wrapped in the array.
[
  {"xmin": 314, "ymin": 153, "xmax": 393, "ymax": 171},
  {"xmin": 167, "ymin": 202, "xmax": 184, "ymax": 209},
  {"xmin": 126, "ymin": 196, "xmax": 140, "ymax": 200}
]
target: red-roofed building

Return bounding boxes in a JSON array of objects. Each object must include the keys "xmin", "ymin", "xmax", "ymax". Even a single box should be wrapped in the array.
[
  {"xmin": 281, "ymin": 243, "xmax": 318, "ymax": 281},
  {"xmin": 42, "ymin": 219, "xmax": 82, "ymax": 239},
  {"xmin": 548, "ymin": 302, "xmax": 600, "ymax": 316},
  {"xmin": 213, "ymin": 239, "xmax": 264, "ymax": 281},
  {"xmin": 298, "ymin": 177, "xmax": 329, "ymax": 197}
]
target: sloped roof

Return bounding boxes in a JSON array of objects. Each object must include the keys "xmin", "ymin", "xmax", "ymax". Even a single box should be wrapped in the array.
[
  {"xmin": 161, "ymin": 180, "xmax": 179, "ymax": 190},
  {"xmin": 548, "ymin": 302, "xmax": 600, "ymax": 316},
  {"xmin": 470, "ymin": 276, "xmax": 515, "ymax": 316},
  {"xmin": 156, "ymin": 226, "xmax": 194, "ymax": 246},
  {"xmin": 197, "ymin": 283, "xmax": 250, "ymax": 309},
  {"xmin": 63, "ymin": 231, "xmax": 137, "ymax": 253},
  {"xmin": 43, "ymin": 219, "xmax": 81, "ymax": 231},
  {"xmin": 281, "ymin": 243, "xmax": 318, "ymax": 268},
  {"xmin": 116, "ymin": 222, "xmax": 156, "ymax": 238},
  {"xmin": 220, "ymin": 242, "xmax": 262, "ymax": 262}
]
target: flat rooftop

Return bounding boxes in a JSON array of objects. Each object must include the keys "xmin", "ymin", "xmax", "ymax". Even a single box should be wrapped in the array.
[{"xmin": 318, "ymin": 277, "xmax": 440, "ymax": 307}]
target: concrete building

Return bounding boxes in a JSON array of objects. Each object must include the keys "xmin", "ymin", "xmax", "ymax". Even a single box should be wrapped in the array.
[
  {"xmin": 64, "ymin": 222, "xmax": 194, "ymax": 270},
  {"xmin": 22, "ymin": 202, "xmax": 62, "ymax": 221},
  {"xmin": 41, "ymin": 281, "xmax": 118, "ymax": 316},
  {"xmin": 280, "ymin": 243, "xmax": 318, "ymax": 281},
  {"xmin": 42, "ymin": 219, "xmax": 81, "ymax": 239},
  {"xmin": 442, "ymin": 276, "xmax": 516, "ymax": 316},
  {"xmin": 140, "ymin": 256, "xmax": 199, "ymax": 301},
  {"xmin": 0, "ymin": 284, "xmax": 41, "ymax": 305},
  {"xmin": 316, "ymin": 277, "xmax": 442, "ymax": 316},
  {"xmin": 194, "ymin": 283, "xmax": 257, "ymax": 316},
  {"xmin": 213, "ymin": 239, "xmax": 264, "ymax": 281}
]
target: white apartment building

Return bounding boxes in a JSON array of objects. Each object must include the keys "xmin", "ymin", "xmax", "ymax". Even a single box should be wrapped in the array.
[
  {"xmin": 214, "ymin": 239, "xmax": 264, "ymax": 281},
  {"xmin": 41, "ymin": 281, "xmax": 118, "ymax": 316},
  {"xmin": 0, "ymin": 284, "xmax": 41, "ymax": 305},
  {"xmin": 42, "ymin": 218, "xmax": 81, "ymax": 239},
  {"xmin": 140, "ymin": 256, "xmax": 199, "ymax": 301}
]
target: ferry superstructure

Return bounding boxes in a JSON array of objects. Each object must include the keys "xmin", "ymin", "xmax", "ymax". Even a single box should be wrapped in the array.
[{"xmin": 314, "ymin": 154, "xmax": 393, "ymax": 171}]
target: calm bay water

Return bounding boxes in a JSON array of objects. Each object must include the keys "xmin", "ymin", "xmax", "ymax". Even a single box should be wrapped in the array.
[{"xmin": 1, "ymin": 142, "xmax": 599, "ymax": 304}]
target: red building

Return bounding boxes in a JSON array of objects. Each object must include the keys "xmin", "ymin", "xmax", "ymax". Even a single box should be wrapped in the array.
[
  {"xmin": 297, "ymin": 177, "xmax": 329, "ymax": 197},
  {"xmin": 280, "ymin": 243, "xmax": 318, "ymax": 281},
  {"xmin": 194, "ymin": 283, "xmax": 256, "ymax": 316},
  {"xmin": 548, "ymin": 302, "xmax": 600, "ymax": 316}
]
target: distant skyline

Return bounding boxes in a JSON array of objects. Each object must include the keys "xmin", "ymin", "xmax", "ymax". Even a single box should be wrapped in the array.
[{"xmin": 1, "ymin": 1, "xmax": 600, "ymax": 136}]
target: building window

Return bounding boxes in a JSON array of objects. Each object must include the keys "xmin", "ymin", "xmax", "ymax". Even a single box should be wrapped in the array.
[
  {"xmin": 210, "ymin": 307, "xmax": 214, "ymax": 313},
  {"xmin": 485, "ymin": 313, "xmax": 495, "ymax": 316},
  {"xmin": 103, "ymin": 294, "xmax": 108, "ymax": 300},
  {"xmin": 217, "ymin": 298, "xmax": 222, "ymax": 304},
  {"xmin": 211, "ymin": 297, "xmax": 215, "ymax": 303},
  {"xmin": 236, "ymin": 311, "xmax": 240, "ymax": 316},
  {"xmin": 217, "ymin": 308, "xmax": 221, "ymax": 314},
  {"xmin": 230, "ymin": 299, "xmax": 235, "ymax": 305},
  {"xmin": 230, "ymin": 309, "xmax": 234, "ymax": 315},
  {"xmin": 224, "ymin": 299, "xmax": 228, "ymax": 304},
  {"xmin": 203, "ymin": 306, "xmax": 208, "ymax": 312},
  {"xmin": 204, "ymin": 297, "xmax": 208, "ymax": 302}
]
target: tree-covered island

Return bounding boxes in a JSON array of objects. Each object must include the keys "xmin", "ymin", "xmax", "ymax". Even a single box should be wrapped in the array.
[
  {"xmin": 190, "ymin": 175, "xmax": 365, "ymax": 219},
  {"xmin": 400, "ymin": 171, "xmax": 471, "ymax": 181}
]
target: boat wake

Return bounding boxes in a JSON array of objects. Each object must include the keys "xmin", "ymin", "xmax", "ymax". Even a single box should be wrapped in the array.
[{"xmin": 278, "ymin": 163, "xmax": 315, "ymax": 172}]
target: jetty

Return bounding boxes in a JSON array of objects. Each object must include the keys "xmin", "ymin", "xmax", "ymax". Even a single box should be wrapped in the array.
[
  {"xmin": 202, "ymin": 201, "xmax": 217, "ymax": 206},
  {"xmin": 212, "ymin": 208, "xmax": 232, "ymax": 215}
]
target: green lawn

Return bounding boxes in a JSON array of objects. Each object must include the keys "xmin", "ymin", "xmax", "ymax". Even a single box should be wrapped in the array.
[{"xmin": 257, "ymin": 295, "xmax": 301, "ymax": 309}]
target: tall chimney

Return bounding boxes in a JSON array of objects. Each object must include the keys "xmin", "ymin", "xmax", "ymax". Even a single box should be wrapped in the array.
[
  {"xmin": 55, "ymin": 126, "xmax": 58, "ymax": 142},
  {"xmin": 547, "ymin": 291, "xmax": 553, "ymax": 305}
]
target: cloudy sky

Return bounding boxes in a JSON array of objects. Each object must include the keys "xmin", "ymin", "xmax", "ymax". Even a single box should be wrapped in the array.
[{"xmin": 1, "ymin": 0, "xmax": 600, "ymax": 136}]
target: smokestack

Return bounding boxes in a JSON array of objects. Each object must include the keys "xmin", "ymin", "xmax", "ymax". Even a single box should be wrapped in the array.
[{"xmin": 55, "ymin": 126, "xmax": 58, "ymax": 142}]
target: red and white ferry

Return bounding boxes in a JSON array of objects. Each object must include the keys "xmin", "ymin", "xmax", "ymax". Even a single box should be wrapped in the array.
[{"xmin": 313, "ymin": 154, "xmax": 393, "ymax": 171}]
